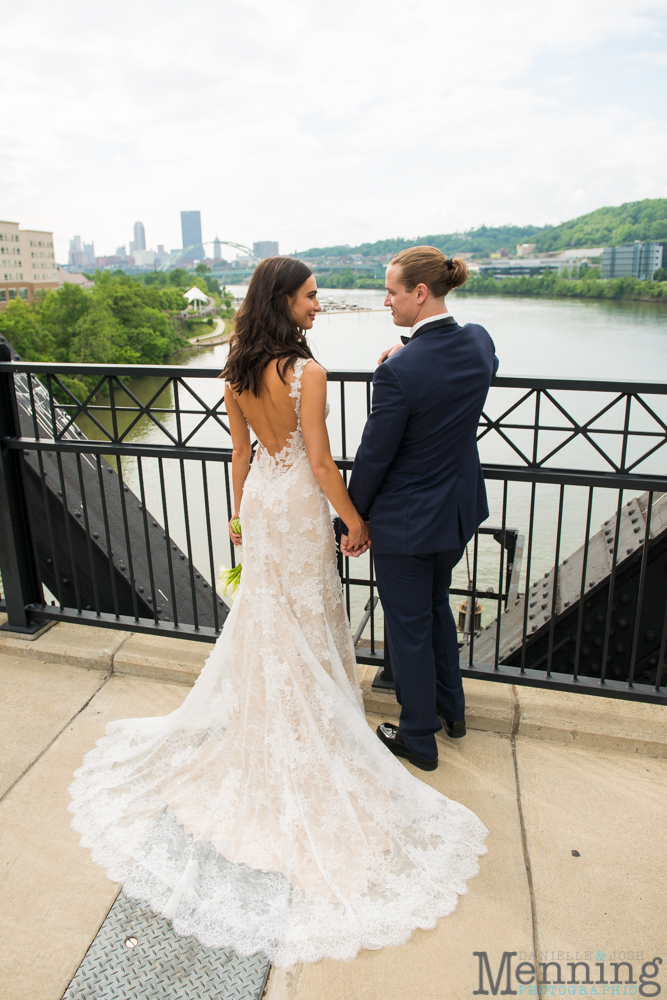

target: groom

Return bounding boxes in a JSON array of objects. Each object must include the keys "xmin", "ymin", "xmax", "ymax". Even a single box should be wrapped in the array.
[{"xmin": 341, "ymin": 246, "xmax": 498, "ymax": 771}]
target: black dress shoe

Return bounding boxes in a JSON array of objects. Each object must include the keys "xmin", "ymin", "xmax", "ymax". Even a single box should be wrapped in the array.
[
  {"xmin": 438, "ymin": 716, "xmax": 466, "ymax": 739},
  {"xmin": 376, "ymin": 723, "xmax": 438, "ymax": 771}
]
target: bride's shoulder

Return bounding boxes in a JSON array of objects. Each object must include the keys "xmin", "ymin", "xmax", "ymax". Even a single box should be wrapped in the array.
[
  {"xmin": 299, "ymin": 358, "xmax": 327, "ymax": 387},
  {"xmin": 300, "ymin": 357, "xmax": 325, "ymax": 376},
  {"xmin": 297, "ymin": 361, "xmax": 327, "ymax": 413}
]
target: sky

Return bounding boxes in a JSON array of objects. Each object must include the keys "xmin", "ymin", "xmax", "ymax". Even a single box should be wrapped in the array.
[{"xmin": 2, "ymin": 0, "xmax": 667, "ymax": 262}]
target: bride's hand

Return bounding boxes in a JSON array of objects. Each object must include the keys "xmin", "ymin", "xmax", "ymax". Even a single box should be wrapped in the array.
[
  {"xmin": 377, "ymin": 342, "xmax": 403, "ymax": 365},
  {"xmin": 341, "ymin": 521, "xmax": 370, "ymax": 558},
  {"xmin": 228, "ymin": 515, "xmax": 242, "ymax": 547}
]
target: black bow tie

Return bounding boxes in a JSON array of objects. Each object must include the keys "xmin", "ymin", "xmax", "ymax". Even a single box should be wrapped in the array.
[{"xmin": 400, "ymin": 315, "xmax": 458, "ymax": 345}]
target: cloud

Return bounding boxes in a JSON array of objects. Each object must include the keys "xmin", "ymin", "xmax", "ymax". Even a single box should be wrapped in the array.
[{"xmin": 1, "ymin": 0, "xmax": 665, "ymax": 258}]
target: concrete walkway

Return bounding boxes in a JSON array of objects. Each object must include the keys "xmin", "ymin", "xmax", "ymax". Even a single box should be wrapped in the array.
[
  {"xmin": 0, "ymin": 619, "xmax": 665, "ymax": 1000},
  {"xmin": 176, "ymin": 315, "xmax": 229, "ymax": 352}
]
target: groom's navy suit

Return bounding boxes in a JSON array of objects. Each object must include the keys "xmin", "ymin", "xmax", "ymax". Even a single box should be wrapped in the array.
[{"xmin": 348, "ymin": 316, "xmax": 498, "ymax": 760}]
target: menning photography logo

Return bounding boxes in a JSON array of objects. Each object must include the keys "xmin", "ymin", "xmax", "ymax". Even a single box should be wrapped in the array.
[{"xmin": 473, "ymin": 952, "xmax": 663, "ymax": 996}]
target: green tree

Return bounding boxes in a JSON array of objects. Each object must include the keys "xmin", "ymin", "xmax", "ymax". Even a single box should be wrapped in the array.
[
  {"xmin": 204, "ymin": 274, "xmax": 221, "ymax": 296},
  {"xmin": 190, "ymin": 276, "xmax": 210, "ymax": 296},
  {"xmin": 168, "ymin": 268, "xmax": 191, "ymax": 287},
  {"xmin": 143, "ymin": 272, "xmax": 168, "ymax": 288},
  {"xmin": 653, "ymin": 267, "xmax": 667, "ymax": 282},
  {"xmin": 0, "ymin": 298, "xmax": 55, "ymax": 360},
  {"xmin": 0, "ymin": 271, "xmax": 189, "ymax": 394}
]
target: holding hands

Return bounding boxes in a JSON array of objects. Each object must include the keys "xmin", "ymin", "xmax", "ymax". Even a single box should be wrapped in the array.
[{"xmin": 340, "ymin": 518, "xmax": 370, "ymax": 558}]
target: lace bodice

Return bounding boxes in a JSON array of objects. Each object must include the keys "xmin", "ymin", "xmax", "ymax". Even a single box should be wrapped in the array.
[{"xmin": 68, "ymin": 353, "xmax": 487, "ymax": 967}]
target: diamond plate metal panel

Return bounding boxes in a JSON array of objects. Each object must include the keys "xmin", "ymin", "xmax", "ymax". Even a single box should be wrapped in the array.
[{"xmin": 63, "ymin": 891, "xmax": 270, "ymax": 1000}]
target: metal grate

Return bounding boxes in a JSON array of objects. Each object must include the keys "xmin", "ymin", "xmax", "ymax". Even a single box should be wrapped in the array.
[{"xmin": 63, "ymin": 891, "xmax": 270, "ymax": 1000}]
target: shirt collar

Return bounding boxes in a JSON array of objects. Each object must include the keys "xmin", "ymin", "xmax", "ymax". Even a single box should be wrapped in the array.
[{"xmin": 410, "ymin": 311, "xmax": 451, "ymax": 337}]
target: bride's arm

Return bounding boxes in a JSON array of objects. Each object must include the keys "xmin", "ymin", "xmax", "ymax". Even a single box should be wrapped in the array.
[
  {"xmin": 224, "ymin": 384, "xmax": 252, "ymax": 544},
  {"xmin": 300, "ymin": 363, "xmax": 369, "ymax": 554}
]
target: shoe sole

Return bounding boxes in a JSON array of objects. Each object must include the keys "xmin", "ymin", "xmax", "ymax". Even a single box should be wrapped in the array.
[{"xmin": 377, "ymin": 731, "xmax": 438, "ymax": 771}]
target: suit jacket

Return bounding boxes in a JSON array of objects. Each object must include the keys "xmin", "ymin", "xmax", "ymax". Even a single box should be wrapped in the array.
[{"xmin": 347, "ymin": 316, "xmax": 498, "ymax": 555}]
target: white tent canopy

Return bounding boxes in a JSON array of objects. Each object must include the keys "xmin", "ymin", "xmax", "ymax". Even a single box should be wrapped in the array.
[{"xmin": 184, "ymin": 286, "xmax": 209, "ymax": 304}]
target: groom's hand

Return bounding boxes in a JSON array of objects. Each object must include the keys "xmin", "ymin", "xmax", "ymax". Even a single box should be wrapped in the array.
[
  {"xmin": 378, "ymin": 342, "xmax": 404, "ymax": 365},
  {"xmin": 340, "ymin": 524, "xmax": 370, "ymax": 558},
  {"xmin": 340, "ymin": 534, "xmax": 369, "ymax": 558}
]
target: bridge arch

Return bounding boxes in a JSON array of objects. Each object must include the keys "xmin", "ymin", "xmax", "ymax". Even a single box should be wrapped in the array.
[{"xmin": 158, "ymin": 241, "xmax": 260, "ymax": 272}]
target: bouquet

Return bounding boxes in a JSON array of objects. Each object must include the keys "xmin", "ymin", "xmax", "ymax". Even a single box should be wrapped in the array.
[{"xmin": 218, "ymin": 517, "xmax": 243, "ymax": 600}]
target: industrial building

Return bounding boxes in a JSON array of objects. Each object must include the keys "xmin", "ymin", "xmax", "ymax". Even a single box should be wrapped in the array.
[
  {"xmin": 479, "ymin": 258, "xmax": 567, "ymax": 279},
  {"xmin": 601, "ymin": 241, "xmax": 666, "ymax": 280}
]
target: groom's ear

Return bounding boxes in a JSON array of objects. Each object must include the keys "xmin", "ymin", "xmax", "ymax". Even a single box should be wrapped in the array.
[{"xmin": 415, "ymin": 282, "xmax": 429, "ymax": 303}]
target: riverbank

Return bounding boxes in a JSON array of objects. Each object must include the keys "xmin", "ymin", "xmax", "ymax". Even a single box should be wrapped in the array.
[
  {"xmin": 457, "ymin": 273, "xmax": 667, "ymax": 302},
  {"xmin": 311, "ymin": 274, "xmax": 667, "ymax": 301}
]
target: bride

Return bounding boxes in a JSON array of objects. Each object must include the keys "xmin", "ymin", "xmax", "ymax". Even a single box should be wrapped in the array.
[{"xmin": 68, "ymin": 256, "xmax": 488, "ymax": 967}]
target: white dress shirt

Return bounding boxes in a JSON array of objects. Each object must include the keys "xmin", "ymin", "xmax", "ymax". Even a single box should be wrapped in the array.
[{"xmin": 409, "ymin": 311, "xmax": 451, "ymax": 337}]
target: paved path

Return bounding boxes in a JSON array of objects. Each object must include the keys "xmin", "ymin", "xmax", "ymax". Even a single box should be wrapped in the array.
[
  {"xmin": 187, "ymin": 315, "xmax": 226, "ymax": 344},
  {"xmin": 173, "ymin": 315, "xmax": 229, "ymax": 353},
  {"xmin": 0, "ymin": 625, "xmax": 665, "ymax": 999}
]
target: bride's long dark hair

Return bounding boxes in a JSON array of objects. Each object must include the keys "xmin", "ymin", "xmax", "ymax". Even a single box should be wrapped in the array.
[{"xmin": 220, "ymin": 256, "xmax": 315, "ymax": 396}]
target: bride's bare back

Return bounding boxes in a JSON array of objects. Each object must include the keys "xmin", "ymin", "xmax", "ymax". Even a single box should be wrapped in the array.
[
  {"xmin": 225, "ymin": 355, "xmax": 368, "ymax": 553},
  {"xmin": 229, "ymin": 359, "xmax": 300, "ymax": 457}
]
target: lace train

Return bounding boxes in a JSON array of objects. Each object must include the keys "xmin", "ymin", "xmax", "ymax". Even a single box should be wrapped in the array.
[{"xmin": 68, "ymin": 359, "xmax": 488, "ymax": 966}]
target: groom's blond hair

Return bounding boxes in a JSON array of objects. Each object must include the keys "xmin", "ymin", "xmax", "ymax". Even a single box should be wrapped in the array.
[{"xmin": 391, "ymin": 246, "xmax": 469, "ymax": 298}]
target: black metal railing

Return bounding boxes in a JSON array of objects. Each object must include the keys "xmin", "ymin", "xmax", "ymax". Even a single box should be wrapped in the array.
[{"xmin": 0, "ymin": 358, "xmax": 666, "ymax": 704}]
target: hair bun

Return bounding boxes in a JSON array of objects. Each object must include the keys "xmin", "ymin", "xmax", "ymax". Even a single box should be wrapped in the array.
[
  {"xmin": 390, "ymin": 246, "xmax": 469, "ymax": 296},
  {"xmin": 447, "ymin": 256, "xmax": 470, "ymax": 289}
]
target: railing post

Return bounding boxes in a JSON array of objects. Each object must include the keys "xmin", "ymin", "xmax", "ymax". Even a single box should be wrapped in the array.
[
  {"xmin": 371, "ymin": 621, "xmax": 394, "ymax": 690},
  {"xmin": 0, "ymin": 350, "xmax": 44, "ymax": 632}
]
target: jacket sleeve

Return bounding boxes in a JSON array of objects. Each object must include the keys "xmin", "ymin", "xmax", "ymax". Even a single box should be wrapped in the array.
[
  {"xmin": 490, "ymin": 336, "xmax": 499, "ymax": 376},
  {"xmin": 347, "ymin": 362, "xmax": 410, "ymax": 520}
]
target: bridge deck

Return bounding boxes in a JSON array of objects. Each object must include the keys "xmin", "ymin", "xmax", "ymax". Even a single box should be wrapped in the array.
[{"xmin": 0, "ymin": 617, "xmax": 664, "ymax": 1000}]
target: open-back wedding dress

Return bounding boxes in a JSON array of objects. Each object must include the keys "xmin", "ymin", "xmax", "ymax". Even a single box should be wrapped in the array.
[{"xmin": 69, "ymin": 358, "xmax": 488, "ymax": 967}]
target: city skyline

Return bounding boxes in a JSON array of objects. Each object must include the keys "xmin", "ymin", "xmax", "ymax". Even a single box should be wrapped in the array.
[
  {"xmin": 3, "ymin": 0, "xmax": 666, "ymax": 264},
  {"xmin": 62, "ymin": 213, "xmax": 281, "ymax": 266}
]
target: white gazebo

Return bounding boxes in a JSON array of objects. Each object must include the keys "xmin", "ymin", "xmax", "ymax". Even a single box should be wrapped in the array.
[{"xmin": 183, "ymin": 286, "xmax": 209, "ymax": 312}]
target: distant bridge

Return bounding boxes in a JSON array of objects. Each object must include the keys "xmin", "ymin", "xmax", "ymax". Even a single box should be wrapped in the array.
[{"xmin": 157, "ymin": 241, "xmax": 260, "ymax": 272}]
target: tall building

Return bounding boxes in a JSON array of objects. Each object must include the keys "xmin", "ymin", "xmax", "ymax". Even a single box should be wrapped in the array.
[
  {"xmin": 1, "ymin": 220, "xmax": 58, "ymax": 310},
  {"xmin": 213, "ymin": 236, "xmax": 222, "ymax": 260},
  {"xmin": 133, "ymin": 221, "xmax": 146, "ymax": 253},
  {"xmin": 68, "ymin": 236, "xmax": 94, "ymax": 267},
  {"xmin": 69, "ymin": 235, "xmax": 82, "ymax": 266},
  {"xmin": 601, "ymin": 242, "xmax": 666, "ymax": 280},
  {"xmin": 253, "ymin": 240, "xmax": 279, "ymax": 258},
  {"xmin": 181, "ymin": 211, "xmax": 203, "ymax": 258}
]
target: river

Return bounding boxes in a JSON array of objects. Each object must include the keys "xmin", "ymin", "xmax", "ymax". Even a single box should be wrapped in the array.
[{"xmin": 74, "ymin": 290, "xmax": 667, "ymax": 636}]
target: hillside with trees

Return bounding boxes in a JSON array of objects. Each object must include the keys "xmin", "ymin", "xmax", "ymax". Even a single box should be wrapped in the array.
[
  {"xmin": 298, "ymin": 198, "xmax": 667, "ymax": 259},
  {"xmin": 301, "ymin": 225, "xmax": 544, "ymax": 260},
  {"xmin": 534, "ymin": 199, "xmax": 667, "ymax": 251}
]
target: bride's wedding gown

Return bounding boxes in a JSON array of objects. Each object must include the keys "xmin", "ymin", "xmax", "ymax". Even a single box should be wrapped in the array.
[{"xmin": 68, "ymin": 359, "xmax": 488, "ymax": 967}]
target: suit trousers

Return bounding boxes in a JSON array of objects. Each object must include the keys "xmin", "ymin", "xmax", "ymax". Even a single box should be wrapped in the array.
[{"xmin": 373, "ymin": 547, "xmax": 465, "ymax": 760}]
